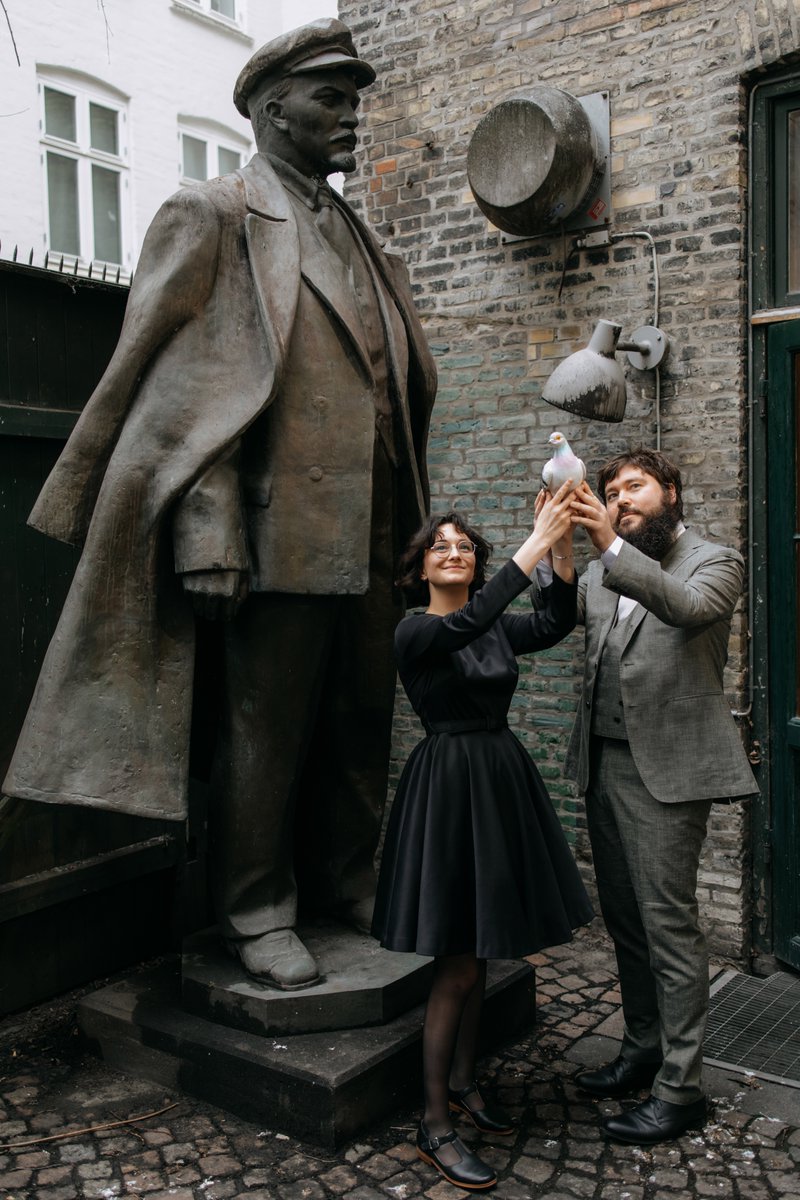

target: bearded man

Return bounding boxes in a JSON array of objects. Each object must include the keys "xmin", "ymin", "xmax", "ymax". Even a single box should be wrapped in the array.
[{"xmin": 566, "ymin": 450, "xmax": 756, "ymax": 1145}]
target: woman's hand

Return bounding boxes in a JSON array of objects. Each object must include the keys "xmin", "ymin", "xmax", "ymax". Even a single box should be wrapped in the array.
[
  {"xmin": 534, "ymin": 480, "xmax": 576, "ymax": 547},
  {"xmin": 513, "ymin": 480, "xmax": 576, "ymax": 578},
  {"xmin": 533, "ymin": 488, "xmax": 552, "ymax": 563}
]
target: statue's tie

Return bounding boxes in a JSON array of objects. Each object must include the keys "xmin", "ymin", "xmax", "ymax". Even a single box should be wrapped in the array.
[{"xmin": 315, "ymin": 184, "xmax": 354, "ymax": 266}]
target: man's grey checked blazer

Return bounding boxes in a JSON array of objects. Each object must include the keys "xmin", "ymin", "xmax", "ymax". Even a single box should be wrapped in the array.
[{"xmin": 566, "ymin": 529, "xmax": 757, "ymax": 803}]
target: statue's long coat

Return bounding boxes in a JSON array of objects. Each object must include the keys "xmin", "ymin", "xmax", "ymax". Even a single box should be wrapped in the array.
[{"xmin": 4, "ymin": 154, "xmax": 436, "ymax": 821}]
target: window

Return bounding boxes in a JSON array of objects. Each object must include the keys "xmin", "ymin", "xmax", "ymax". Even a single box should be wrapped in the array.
[
  {"xmin": 774, "ymin": 94, "xmax": 800, "ymax": 306},
  {"xmin": 179, "ymin": 122, "xmax": 250, "ymax": 184},
  {"xmin": 751, "ymin": 75, "xmax": 800, "ymax": 312},
  {"xmin": 39, "ymin": 75, "xmax": 129, "ymax": 267},
  {"xmin": 183, "ymin": 0, "xmax": 239, "ymax": 22}
]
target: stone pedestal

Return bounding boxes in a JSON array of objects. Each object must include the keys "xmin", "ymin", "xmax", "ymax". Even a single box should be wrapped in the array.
[
  {"xmin": 78, "ymin": 928, "xmax": 536, "ymax": 1148},
  {"xmin": 181, "ymin": 922, "xmax": 434, "ymax": 1035}
]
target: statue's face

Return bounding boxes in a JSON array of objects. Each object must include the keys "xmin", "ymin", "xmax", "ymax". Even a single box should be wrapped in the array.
[{"xmin": 277, "ymin": 69, "xmax": 361, "ymax": 177}]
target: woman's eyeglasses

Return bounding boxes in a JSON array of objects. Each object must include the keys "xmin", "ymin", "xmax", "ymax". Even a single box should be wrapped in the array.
[{"xmin": 429, "ymin": 540, "xmax": 476, "ymax": 556}]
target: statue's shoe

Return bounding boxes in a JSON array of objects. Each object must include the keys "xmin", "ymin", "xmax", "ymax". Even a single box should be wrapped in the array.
[
  {"xmin": 333, "ymin": 896, "xmax": 375, "ymax": 936},
  {"xmin": 229, "ymin": 929, "xmax": 320, "ymax": 990}
]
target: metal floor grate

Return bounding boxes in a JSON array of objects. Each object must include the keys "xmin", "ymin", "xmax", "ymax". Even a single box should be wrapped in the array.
[{"xmin": 704, "ymin": 970, "xmax": 800, "ymax": 1087}]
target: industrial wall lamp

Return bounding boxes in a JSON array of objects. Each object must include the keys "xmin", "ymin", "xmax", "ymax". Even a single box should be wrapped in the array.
[
  {"xmin": 541, "ymin": 319, "xmax": 669, "ymax": 423},
  {"xmin": 466, "ymin": 90, "xmax": 670, "ymax": 439}
]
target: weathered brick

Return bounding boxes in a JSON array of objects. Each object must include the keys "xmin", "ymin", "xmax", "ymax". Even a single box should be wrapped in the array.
[{"xmin": 337, "ymin": 0, "xmax": 780, "ymax": 962}]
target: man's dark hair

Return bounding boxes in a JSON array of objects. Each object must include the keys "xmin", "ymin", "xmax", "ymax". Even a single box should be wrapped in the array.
[
  {"xmin": 597, "ymin": 448, "xmax": 684, "ymax": 521},
  {"xmin": 396, "ymin": 511, "xmax": 492, "ymax": 607}
]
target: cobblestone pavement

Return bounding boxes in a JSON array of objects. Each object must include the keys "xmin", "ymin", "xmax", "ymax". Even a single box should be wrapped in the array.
[{"xmin": 1, "ymin": 924, "xmax": 798, "ymax": 1199}]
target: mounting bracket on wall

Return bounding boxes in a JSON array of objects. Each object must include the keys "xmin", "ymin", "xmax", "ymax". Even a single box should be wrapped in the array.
[{"xmin": 467, "ymin": 88, "xmax": 611, "ymax": 241}]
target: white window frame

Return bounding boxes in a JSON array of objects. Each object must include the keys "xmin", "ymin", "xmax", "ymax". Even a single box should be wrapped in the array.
[
  {"xmin": 178, "ymin": 118, "xmax": 252, "ymax": 186},
  {"xmin": 175, "ymin": 0, "xmax": 245, "ymax": 31},
  {"xmin": 39, "ymin": 72, "xmax": 131, "ymax": 269}
]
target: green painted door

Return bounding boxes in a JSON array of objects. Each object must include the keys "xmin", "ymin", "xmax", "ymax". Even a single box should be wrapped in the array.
[{"xmin": 767, "ymin": 318, "xmax": 800, "ymax": 969}]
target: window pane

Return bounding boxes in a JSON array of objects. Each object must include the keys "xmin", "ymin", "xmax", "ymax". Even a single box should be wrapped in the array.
[
  {"xmin": 182, "ymin": 134, "xmax": 207, "ymax": 180},
  {"xmin": 218, "ymin": 146, "xmax": 241, "ymax": 175},
  {"xmin": 47, "ymin": 152, "xmax": 80, "ymax": 254},
  {"xmin": 44, "ymin": 87, "xmax": 76, "ymax": 142},
  {"xmin": 211, "ymin": 0, "xmax": 236, "ymax": 16},
  {"xmin": 789, "ymin": 110, "xmax": 800, "ymax": 295},
  {"xmin": 92, "ymin": 164, "xmax": 121, "ymax": 263},
  {"xmin": 90, "ymin": 103, "xmax": 118, "ymax": 155}
]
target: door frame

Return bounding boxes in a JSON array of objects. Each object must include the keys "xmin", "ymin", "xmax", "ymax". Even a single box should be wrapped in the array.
[
  {"xmin": 749, "ymin": 67, "xmax": 800, "ymax": 964},
  {"xmin": 763, "ymin": 320, "xmax": 800, "ymax": 969}
]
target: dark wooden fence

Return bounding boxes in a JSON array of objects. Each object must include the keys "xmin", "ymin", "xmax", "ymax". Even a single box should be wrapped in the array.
[{"xmin": 0, "ymin": 260, "xmax": 199, "ymax": 1015}]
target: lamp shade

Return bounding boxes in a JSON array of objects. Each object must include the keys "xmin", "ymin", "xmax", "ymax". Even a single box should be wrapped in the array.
[{"xmin": 541, "ymin": 320, "xmax": 627, "ymax": 422}]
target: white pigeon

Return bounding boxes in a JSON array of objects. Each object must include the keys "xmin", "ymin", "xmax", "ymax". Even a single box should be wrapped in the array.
[{"xmin": 541, "ymin": 431, "xmax": 586, "ymax": 494}]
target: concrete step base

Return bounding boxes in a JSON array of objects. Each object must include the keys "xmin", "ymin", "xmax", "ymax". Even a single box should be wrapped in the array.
[{"xmin": 77, "ymin": 957, "xmax": 536, "ymax": 1148}]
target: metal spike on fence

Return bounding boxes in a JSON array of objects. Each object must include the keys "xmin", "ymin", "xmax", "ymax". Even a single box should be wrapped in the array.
[{"xmin": 12, "ymin": 245, "xmax": 18, "ymax": 261}]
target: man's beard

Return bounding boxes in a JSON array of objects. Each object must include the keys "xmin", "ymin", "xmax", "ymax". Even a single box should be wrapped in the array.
[{"xmin": 616, "ymin": 501, "xmax": 680, "ymax": 560}]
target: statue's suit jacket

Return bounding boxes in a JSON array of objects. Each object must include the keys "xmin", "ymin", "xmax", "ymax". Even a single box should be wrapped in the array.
[
  {"xmin": 566, "ymin": 530, "xmax": 757, "ymax": 802},
  {"xmin": 4, "ymin": 153, "xmax": 437, "ymax": 822}
]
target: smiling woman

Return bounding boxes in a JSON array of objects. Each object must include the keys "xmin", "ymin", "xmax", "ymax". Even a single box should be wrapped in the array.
[{"xmin": 372, "ymin": 491, "xmax": 593, "ymax": 1190}]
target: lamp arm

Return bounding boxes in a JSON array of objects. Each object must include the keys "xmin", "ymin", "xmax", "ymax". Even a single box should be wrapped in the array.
[{"xmin": 621, "ymin": 325, "xmax": 669, "ymax": 372}]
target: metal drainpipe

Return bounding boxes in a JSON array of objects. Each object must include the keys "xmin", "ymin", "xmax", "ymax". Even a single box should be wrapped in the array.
[{"xmin": 610, "ymin": 230, "xmax": 662, "ymax": 447}]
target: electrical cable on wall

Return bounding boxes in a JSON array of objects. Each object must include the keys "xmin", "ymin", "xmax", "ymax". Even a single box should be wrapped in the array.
[{"xmin": 611, "ymin": 229, "xmax": 662, "ymax": 448}]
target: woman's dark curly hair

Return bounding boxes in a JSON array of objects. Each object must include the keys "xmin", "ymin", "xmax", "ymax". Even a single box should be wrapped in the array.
[{"xmin": 396, "ymin": 511, "xmax": 492, "ymax": 607}]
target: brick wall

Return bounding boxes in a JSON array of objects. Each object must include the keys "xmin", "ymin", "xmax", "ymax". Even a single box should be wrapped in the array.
[{"xmin": 339, "ymin": 0, "xmax": 800, "ymax": 962}]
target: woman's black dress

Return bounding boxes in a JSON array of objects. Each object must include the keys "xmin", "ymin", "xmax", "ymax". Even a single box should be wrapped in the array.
[{"xmin": 372, "ymin": 559, "xmax": 593, "ymax": 959}]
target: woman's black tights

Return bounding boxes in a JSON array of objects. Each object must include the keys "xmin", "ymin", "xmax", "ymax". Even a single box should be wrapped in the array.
[{"xmin": 422, "ymin": 952, "xmax": 487, "ymax": 1136}]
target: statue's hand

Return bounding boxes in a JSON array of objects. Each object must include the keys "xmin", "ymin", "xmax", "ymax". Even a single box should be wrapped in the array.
[{"xmin": 181, "ymin": 570, "xmax": 248, "ymax": 621}]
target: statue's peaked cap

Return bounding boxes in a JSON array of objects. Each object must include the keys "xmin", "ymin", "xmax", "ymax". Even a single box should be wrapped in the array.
[{"xmin": 234, "ymin": 18, "xmax": 376, "ymax": 117}]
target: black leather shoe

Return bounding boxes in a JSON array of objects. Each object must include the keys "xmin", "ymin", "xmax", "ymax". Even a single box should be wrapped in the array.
[
  {"xmin": 449, "ymin": 1081, "xmax": 515, "ymax": 1135},
  {"xmin": 602, "ymin": 1095, "xmax": 707, "ymax": 1145},
  {"xmin": 416, "ymin": 1122, "xmax": 497, "ymax": 1190},
  {"xmin": 575, "ymin": 1054, "xmax": 661, "ymax": 1098}
]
